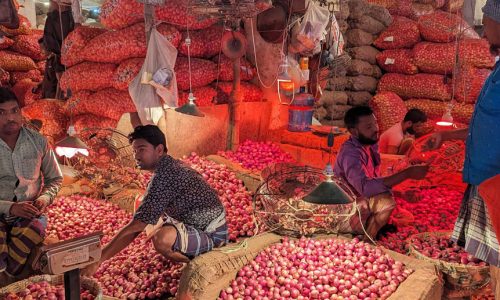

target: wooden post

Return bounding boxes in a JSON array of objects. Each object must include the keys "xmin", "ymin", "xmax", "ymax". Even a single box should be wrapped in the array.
[{"xmin": 228, "ymin": 57, "xmax": 242, "ymax": 150}]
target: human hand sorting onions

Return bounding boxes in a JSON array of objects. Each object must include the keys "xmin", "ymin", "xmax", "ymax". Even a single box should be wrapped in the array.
[{"xmin": 9, "ymin": 202, "xmax": 40, "ymax": 219}]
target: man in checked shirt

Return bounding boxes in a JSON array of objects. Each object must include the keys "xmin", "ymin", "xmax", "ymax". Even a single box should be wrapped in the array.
[{"xmin": 0, "ymin": 87, "xmax": 63, "ymax": 278}]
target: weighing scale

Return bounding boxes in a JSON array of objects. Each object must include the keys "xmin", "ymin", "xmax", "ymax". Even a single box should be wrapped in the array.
[{"xmin": 32, "ymin": 232, "xmax": 103, "ymax": 300}]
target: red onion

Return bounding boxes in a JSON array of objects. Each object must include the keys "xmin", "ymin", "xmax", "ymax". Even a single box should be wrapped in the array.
[
  {"xmin": 219, "ymin": 237, "xmax": 413, "ymax": 300},
  {"xmin": 217, "ymin": 140, "xmax": 294, "ymax": 171},
  {"xmin": 182, "ymin": 153, "xmax": 255, "ymax": 241}
]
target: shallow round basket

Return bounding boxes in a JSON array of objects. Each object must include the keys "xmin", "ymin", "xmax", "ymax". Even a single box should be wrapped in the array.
[
  {"xmin": 408, "ymin": 231, "xmax": 490, "ymax": 292},
  {"xmin": 0, "ymin": 274, "xmax": 103, "ymax": 299}
]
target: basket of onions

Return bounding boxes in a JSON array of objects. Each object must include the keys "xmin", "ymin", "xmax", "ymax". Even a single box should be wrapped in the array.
[
  {"xmin": 0, "ymin": 274, "xmax": 102, "ymax": 299},
  {"xmin": 408, "ymin": 231, "xmax": 490, "ymax": 291}
]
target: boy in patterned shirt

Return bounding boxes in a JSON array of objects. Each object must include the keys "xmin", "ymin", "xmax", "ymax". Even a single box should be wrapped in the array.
[{"xmin": 83, "ymin": 125, "xmax": 227, "ymax": 275}]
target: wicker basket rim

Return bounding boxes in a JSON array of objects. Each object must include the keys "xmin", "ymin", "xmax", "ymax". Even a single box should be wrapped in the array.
[{"xmin": 407, "ymin": 231, "xmax": 490, "ymax": 272}]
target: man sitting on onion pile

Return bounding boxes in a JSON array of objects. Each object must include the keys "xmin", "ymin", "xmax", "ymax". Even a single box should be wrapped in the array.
[
  {"xmin": 425, "ymin": 0, "xmax": 500, "ymax": 297},
  {"xmin": 334, "ymin": 106, "xmax": 430, "ymax": 240},
  {"xmin": 83, "ymin": 125, "xmax": 228, "ymax": 275},
  {"xmin": 379, "ymin": 109, "xmax": 428, "ymax": 155},
  {"xmin": 0, "ymin": 87, "xmax": 63, "ymax": 279}
]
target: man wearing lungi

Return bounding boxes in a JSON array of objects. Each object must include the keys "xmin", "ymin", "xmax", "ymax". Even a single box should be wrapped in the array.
[
  {"xmin": 83, "ymin": 125, "xmax": 228, "ymax": 276},
  {"xmin": 334, "ymin": 106, "xmax": 430, "ymax": 240},
  {"xmin": 0, "ymin": 87, "xmax": 63, "ymax": 277},
  {"xmin": 425, "ymin": 0, "xmax": 500, "ymax": 296}
]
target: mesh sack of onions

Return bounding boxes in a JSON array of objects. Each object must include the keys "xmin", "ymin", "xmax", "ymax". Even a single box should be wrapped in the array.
[
  {"xmin": 0, "ymin": 50, "xmax": 37, "ymax": 72},
  {"xmin": 220, "ymin": 237, "xmax": 413, "ymax": 300},
  {"xmin": 66, "ymin": 88, "xmax": 136, "ymax": 120},
  {"xmin": 12, "ymin": 79, "xmax": 40, "ymax": 107},
  {"xmin": 175, "ymin": 57, "xmax": 217, "ymax": 90},
  {"xmin": 178, "ymin": 25, "xmax": 224, "ymax": 58},
  {"xmin": 376, "ymin": 49, "xmax": 418, "ymax": 75},
  {"xmin": 11, "ymin": 70, "xmax": 43, "ymax": 85},
  {"xmin": 22, "ymin": 99, "xmax": 67, "ymax": 141},
  {"xmin": 61, "ymin": 26, "xmax": 107, "ymax": 67},
  {"xmin": 81, "ymin": 23, "xmax": 180, "ymax": 64},
  {"xmin": 373, "ymin": 17, "xmax": 420, "ymax": 49},
  {"xmin": 386, "ymin": 0, "xmax": 413, "ymax": 18},
  {"xmin": 59, "ymin": 62, "xmax": 116, "ymax": 92},
  {"xmin": 182, "ymin": 153, "xmax": 255, "ymax": 241},
  {"xmin": 155, "ymin": 1, "xmax": 217, "ymax": 30},
  {"xmin": 73, "ymin": 114, "xmax": 118, "ymax": 137},
  {"xmin": 36, "ymin": 60, "xmax": 45, "ymax": 72},
  {"xmin": 455, "ymin": 67, "xmax": 491, "ymax": 104},
  {"xmin": 378, "ymin": 73, "xmax": 451, "ymax": 101},
  {"xmin": 178, "ymin": 86, "xmax": 216, "ymax": 107},
  {"xmin": 0, "ymin": 36, "xmax": 14, "ymax": 50},
  {"xmin": 213, "ymin": 82, "xmax": 264, "ymax": 104},
  {"xmin": 369, "ymin": 92, "xmax": 408, "ymax": 132},
  {"xmin": 214, "ymin": 55, "xmax": 256, "ymax": 81},
  {"xmin": 405, "ymin": 98, "xmax": 474, "ymax": 124},
  {"xmin": 0, "ymin": 69, "xmax": 9, "ymax": 86},
  {"xmin": 413, "ymin": 40, "xmax": 495, "ymax": 74},
  {"xmin": 0, "ymin": 15, "xmax": 31, "ymax": 36},
  {"xmin": 11, "ymin": 34, "xmax": 46, "ymax": 61},
  {"xmin": 111, "ymin": 57, "xmax": 144, "ymax": 91},
  {"xmin": 99, "ymin": 0, "xmax": 143, "ymax": 29},
  {"xmin": 418, "ymin": 11, "xmax": 479, "ymax": 43}
]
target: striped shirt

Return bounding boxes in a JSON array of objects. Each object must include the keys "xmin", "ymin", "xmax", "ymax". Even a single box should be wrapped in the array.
[{"xmin": 0, "ymin": 127, "xmax": 63, "ymax": 219}]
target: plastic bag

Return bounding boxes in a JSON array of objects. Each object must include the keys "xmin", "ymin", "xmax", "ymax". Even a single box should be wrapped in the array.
[
  {"xmin": 294, "ymin": 0, "xmax": 330, "ymax": 54},
  {"xmin": 129, "ymin": 27, "xmax": 178, "ymax": 125}
]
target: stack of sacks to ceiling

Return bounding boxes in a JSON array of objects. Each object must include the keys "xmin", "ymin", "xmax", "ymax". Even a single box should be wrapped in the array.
[
  {"xmin": 59, "ymin": 0, "xmax": 262, "ymax": 121},
  {"xmin": 367, "ymin": 0, "xmax": 464, "ymax": 20},
  {"xmin": 374, "ymin": 10, "xmax": 495, "ymax": 129},
  {"xmin": 0, "ymin": 10, "xmax": 47, "ymax": 107},
  {"xmin": 314, "ymin": 0, "xmax": 392, "ymax": 127}
]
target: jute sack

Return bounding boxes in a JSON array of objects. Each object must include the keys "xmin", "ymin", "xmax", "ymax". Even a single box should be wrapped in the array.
[
  {"xmin": 176, "ymin": 233, "xmax": 282, "ymax": 300},
  {"xmin": 178, "ymin": 233, "xmax": 443, "ymax": 300}
]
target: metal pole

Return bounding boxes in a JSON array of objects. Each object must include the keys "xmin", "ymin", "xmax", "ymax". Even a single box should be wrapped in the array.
[
  {"xmin": 64, "ymin": 268, "xmax": 81, "ymax": 300},
  {"xmin": 228, "ymin": 56, "xmax": 242, "ymax": 150}
]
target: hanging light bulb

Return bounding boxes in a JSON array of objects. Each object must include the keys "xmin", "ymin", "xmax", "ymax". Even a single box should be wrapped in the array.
[
  {"xmin": 277, "ymin": 57, "xmax": 296, "ymax": 105},
  {"xmin": 55, "ymin": 125, "xmax": 89, "ymax": 158},
  {"xmin": 174, "ymin": 35, "xmax": 205, "ymax": 117},
  {"xmin": 436, "ymin": 107, "xmax": 454, "ymax": 127},
  {"xmin": 175, "ymin": 92, "xmax": 205, "ymax": 117}
]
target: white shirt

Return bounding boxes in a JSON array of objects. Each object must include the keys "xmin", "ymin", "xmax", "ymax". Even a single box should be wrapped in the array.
[
  {"xmin": 379, "ymin": 122, "xmax": 404, "ymax": 154},
  {"xmin": 0, "ymin": 127, "xmax": 63, "ymax": 217}
]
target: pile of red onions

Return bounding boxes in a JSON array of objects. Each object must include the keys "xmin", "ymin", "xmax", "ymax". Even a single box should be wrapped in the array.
[
  {"xmin": 46, "ymin": 196, "xmax": 183, "ymax": 298},
  {"xmin": 1, "ymin": 281, "xmax": 95, "ymax": 300},
  {"xmin": 219, "ymin": 237, "xmax": 413, "ymax": 300},
  {"xmin": 93, "ymin": 236, "xmax": 183, "ymax": 299},
  {"xmin": 46, "ymin": 195, "xmax": 131, "ymax": 244},
  {"xmin": 182, "ymin": 153, "xmax": 255, "ymax": 241},
  {"xmin": 217, "ymin": 140, "xmax": 294, "ymax": 171},
  {"xmin": 410, "ymin": 235, "xmax": 486, "ymax": 266},
  {"xmin": 379, "ymin": 187, "xmax": 463, "ymax": 253}
]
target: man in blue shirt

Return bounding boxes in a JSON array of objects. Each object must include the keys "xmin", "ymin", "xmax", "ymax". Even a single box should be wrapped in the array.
[{"xmin": 426, "ymin": 1, "xmax": 500, "ymax": 296}]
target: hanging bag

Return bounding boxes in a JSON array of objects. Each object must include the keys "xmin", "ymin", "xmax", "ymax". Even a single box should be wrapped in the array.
[{"xmin": 129, "ymin": 26, "xmax": 178, "ymax": 125}]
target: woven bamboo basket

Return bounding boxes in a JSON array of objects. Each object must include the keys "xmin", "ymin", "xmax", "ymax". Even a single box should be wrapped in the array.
[
  {"xmin": 0, "ymin": 274, "xmax": 103, "ymax": 299},
  {"xmin": 408, "ymin": 231, "xmax": 490, "ymax": 292}
]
